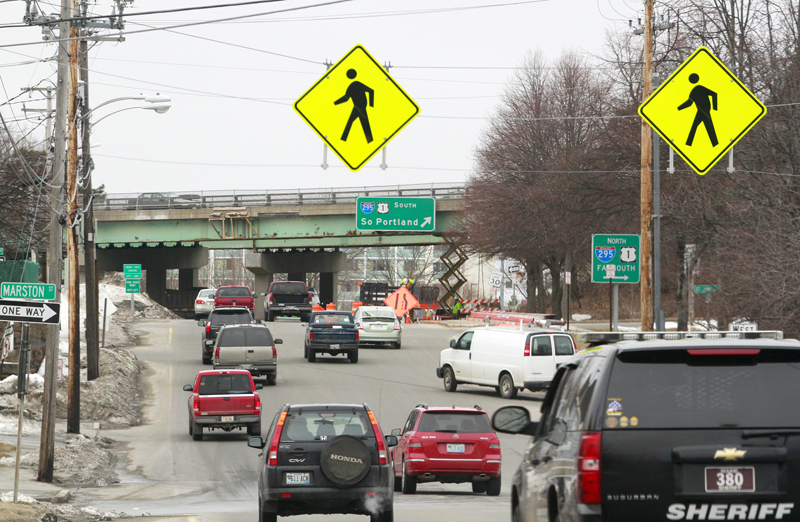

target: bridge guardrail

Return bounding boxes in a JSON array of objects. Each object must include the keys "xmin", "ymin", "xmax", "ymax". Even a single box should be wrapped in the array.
[{"xmin": 94, "ymin": 183, "xmax": 466, "ymax": 212}]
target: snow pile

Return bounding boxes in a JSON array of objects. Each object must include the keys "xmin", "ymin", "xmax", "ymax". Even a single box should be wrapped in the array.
[{"xmin": 0, "ymin": 491, "xmax": 125, "ymax": 520}]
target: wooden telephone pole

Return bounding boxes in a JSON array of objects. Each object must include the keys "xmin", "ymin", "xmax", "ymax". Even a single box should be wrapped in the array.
[{"xmin": 640, "ymin": 0, "xmax": 654, "ymax": 331}]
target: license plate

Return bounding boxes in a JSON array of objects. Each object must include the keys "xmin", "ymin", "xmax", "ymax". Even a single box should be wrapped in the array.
[
  {"xmin": 447, "ymin": 443, "xmax": 465, "ymax": 453},
  {"xmin": 221, "ymin": 416, "xmax": 234, "ymax": 422},
  {"xmin": 373, "ymin": 324, "xmax": 387, "ymax": 330},
  {"xmin": 705, "ymin": 467, "xmax": 755, "ymax": 492},
  {"xmin": 330, "ymin": 344, "xmax": 339, "ymax": 350},
  {"xmin": 239, "ymin": 364, "xmax": 254, "ymax": 369},
  {"xmin": 286, "ymin": 306, "xmax": 298, "ymax": 311},
  {"xmin": 286, "ymin": 472, "xmax": 310, "ymax": 485}
]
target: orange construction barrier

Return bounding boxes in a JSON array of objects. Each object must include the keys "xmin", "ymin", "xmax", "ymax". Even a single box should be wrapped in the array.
[
  {"xmin": 312, "ymin": 304, "xmax": 324, "ymax": 311},
  {"xmin": 352, "ymin": 301, "xmax": 362, "ymax": 312},
  {"xmin": 326, "ymin": 303, "xmax": 337, "ymax": 310}
]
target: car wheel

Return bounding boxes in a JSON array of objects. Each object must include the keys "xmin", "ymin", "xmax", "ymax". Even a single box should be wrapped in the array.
[
  {"xmin": 472, "ymin": 481, "xmax": 487, "ymax": 493},
  {"xmin": 202, "ymin": 355, "xmax": 211, "ymax": 365},
  {"xmin": 308, "ymin": 349, "xmax": 316, "ymax": 362},
  {"xmin": 499, "ymin": 373, "xmax": 518, "ymax": 399},
  {"xmin": 370, "ymin": 509, "xmax": 393, "ymax": 522},
  {"xmin": 192, "ymin": 422, "xmax": 203, "ymax": 441},
  {"xmin": 401, "ymin": 461, "xmax": 417, "ymax": 494},
  {"xmin": 349, "ymin": 350, "xmax": 359, "ymax": 363},
  {"xmin": 443, "ymin": 366, "xmax": 457, "ymax": 392},
  {"xmin": 394, "ymin": 342, "xmax": 401, "ymax": 349},
  {"xmin": 304, "ymin": 343, "xmax": 309, "ymax": 359},
  {"xmin": 247, "ymin": 423, "xmax": 261, "ymax": 436},
  {"xmin": 487, "ymin": 474, "xmax": 501, "ymax": 496},
  {"xmin": 267, "ymin": 374, "xmax": 277, "ymax": 386},
  {"xmin": 258, "ymin": 504, "xmax": 277, "ymax": 522},
  {"xmin": 188, "ymin": 417, "xmax": 193, "ymax": 436},
  {"xmin": 394, "ymin": 473, "xmax": 402, "ymax": 492},
  {"xmin": 266, "ymin": 312, "xmax": 273, "ymax": 322},
  {"xmin": 320, "ymin": 436, "xmax": 372, "ymax": 487}
]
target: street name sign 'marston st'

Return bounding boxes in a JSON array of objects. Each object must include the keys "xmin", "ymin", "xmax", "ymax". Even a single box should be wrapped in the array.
[
  {"xmin": 1, "ymin": 282, "xmax": 56, "ymax": 301},
  {"xmin": 356, "ymin": 197, "xmax": 435, "ymax": 232},
  {"xmin": 0, "ymin": 299, "xmax": 60, "ymax": 324}
]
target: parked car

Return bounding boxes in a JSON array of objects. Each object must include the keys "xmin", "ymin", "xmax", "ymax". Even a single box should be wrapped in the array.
[
  {"xmin": 193, "ymin": 288, "xmax": 216, "ymax": 320},
  {"xmin": 354, "ymin": 305, "xmax": 401, "ymax": 349},
  {"xmin": 198, "ymin": 307, "xmax": 253, "ymax": 365},
  {"xmin": 491, "ymin": 330, "xmax": 800, "ymax": 522},
  {"xmin": 135, "ymin": 192, "xmax": 200, "ymax": 209},
  {"xmin": 263, "ymin": 281, "xmax": 313, "ymax": 322},
  {"xmin": 304, "ymin": 311, "xmax": 359, "ymax": 363},
  {"xmin": 390, "ymin": 404, "xmax": 501, "ymax": 495},
  {"xmin": 214, "ymin": 285, "xmax": 255, "ymax": 313},
  {"xmin": 183, "ymin": 369, "xmax": 262, "ymax": 441},
  {"xmin": 437, "ymin": 326, "xmax": 576, "ymax": 399},
  {"xmin": 213, "ymin": 324, "xmax": 282, "ymax": 385},
  {"xmin": 247, "ymin": 403, "xmax": 397, "ymax": 522}
]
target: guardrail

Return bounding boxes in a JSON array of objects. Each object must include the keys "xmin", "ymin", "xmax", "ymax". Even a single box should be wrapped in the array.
[{"xmin": 93, "ymin": 183, "xmax": 466, "ymax": 211}]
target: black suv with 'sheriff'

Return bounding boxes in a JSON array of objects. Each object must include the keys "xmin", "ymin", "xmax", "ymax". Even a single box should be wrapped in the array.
[
  {"xmin": 492, "ymin": 331, "xmax": 800, "ymax": 522},
  {"xmin": 248, "ymin": 403, "xmax": 397, "ymax": 522}
]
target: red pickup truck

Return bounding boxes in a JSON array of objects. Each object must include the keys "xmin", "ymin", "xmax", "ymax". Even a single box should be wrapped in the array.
[
  {"xmin": 183, "ymin": 370, "xmax": 262, "ymax": 441},
  {"xmin": 214, "ymin": 286, "xmax": 255, "ymax": 313}
]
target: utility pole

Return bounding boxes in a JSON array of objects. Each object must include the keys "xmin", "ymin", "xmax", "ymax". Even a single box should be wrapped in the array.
[
  {"xmin": 80, "ymin": 37, "xmax": 99, "ymax": 381},
  {"xmin": 38, "ymin": 0, "xmax": 71, "ymax": 483},
  {"xmin": 66, "ymin": 0, "xmax": 81, "ymax": 434},
  {"xmin": 640, "ymin": 0, "xmax": 654, "ymax": 331}
]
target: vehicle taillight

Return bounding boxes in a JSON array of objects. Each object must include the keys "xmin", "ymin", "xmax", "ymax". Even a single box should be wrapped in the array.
[
  {"xmin": 524, "ymin": 344, "xmax": 530, "ymax": 356},
  {"xmin": 308, "ymin": 293, "xmax": 312, "ymax": 303},
  {"xmin": 272, "ymin": 345, "xmax": 277, "ymax": 359},
  {"xmin": 215, "ymin": 345, "xmax": 220, "ymax": 361},
  {"xmin": 355, "ymin": 331, "xmax": 359, "ymax": 342},
  {"xmin": 687, "ymin": 348, "xmax": 761, "ymax": 356},
  {"xmin": 268, "ymin": 411, "xmax": 287, "ymax": 465},
  {"xmin": 408, "ymin": 438, "xmax": 422, "ymax": 448},
  {"xmin": 196, "ymin": 299, "xmax": 204, "ymax": 304},
  {"xmin": 309, "ymin": 332, "xmax": 314, "ymax": 341},
  {"xmin": 357, "ymin": 323, "xmax": 363, "ymax": 330},
  {"xmin": 367, "ymin": 410, "xmax": 388, "ymax": 464},
  {"xmin": 254, "ymin": 394, "xmax": 261, "ymax": 412},
  {"xmin": 205, "ymin": 324, "xmax": 211, "ymax": 334},
  {"xmin": 578, "ymin": 432, "xmax": 601, "ymax": 504},
  {"xmin": 489, "ymin": 440, "xmax": 501, "ymax": 449},
  {"xmin": 394, "ymin": 321, "xmax": 400, "ymax": 331},
  {"xmin": 192, "ymin": 397, "xmax": 199, "ymax": 414},
  {"xmin": 267, "ymin": 293, "xmax": 273, "ymax": 304}
]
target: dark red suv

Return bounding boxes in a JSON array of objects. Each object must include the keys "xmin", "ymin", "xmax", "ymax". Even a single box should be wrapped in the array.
[{"xmin": 390, "ymin": 404, "xmax": 501, "ymax": 495}]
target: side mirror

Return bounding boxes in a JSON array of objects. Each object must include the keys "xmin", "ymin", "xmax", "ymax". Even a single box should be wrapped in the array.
[
  {"xmin": 301, "ymin": 323, "xmax": 307, "ymax": 328},
  {"xmin": 274, "ymin": 339, "xmax": 283, "ymax": 344},
  {"xmin": 255, "ymin": 383, "xmax": 263, "ymax": 390},
  {"xmin": 384, "ymin": 435, "xmax": 398, "ymax": 448},
  {"xmin": 248, "ymin": 436, "xmax": 266, "ymax": 449},
  {"xmin": 183, "ymin": 384, "xmax": 193, "ymax": 392},
  {"xmin": 197, "ymin": 320, "xmax": 206, "ymax": 327},
  {"xmin": 492, "ymin": 406, "xmax": 539, "ymax": 436},
  {"xmin": 450, "ymin": 339, "xmax": 456, "ymax": 348},
  {"xmin": 391, "ymin": 428, "xmax": 401, "ymax": 436}
]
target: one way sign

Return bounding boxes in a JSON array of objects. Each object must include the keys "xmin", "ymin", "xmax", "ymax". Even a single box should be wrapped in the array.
[{"xmin": 0, "ymin": 299, "xmax": 60, "ymax": 324}]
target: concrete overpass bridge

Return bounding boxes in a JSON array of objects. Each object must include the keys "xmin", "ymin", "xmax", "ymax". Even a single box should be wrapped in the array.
[{"xmin": 93, "ymin": 183, "xmax": 466, "ymax": 317}]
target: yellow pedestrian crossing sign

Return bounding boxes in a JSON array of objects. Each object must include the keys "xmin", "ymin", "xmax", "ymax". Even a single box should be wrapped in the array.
[
  {"xmin": 639, "ymin": 46, "xmax": 766, "ymax": 175},
  {"xmin": 294, "ymin": 45, "xmax": 420, "ymax": 172}
]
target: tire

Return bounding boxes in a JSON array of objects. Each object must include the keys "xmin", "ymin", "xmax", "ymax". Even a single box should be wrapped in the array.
[
  {"xmin": 308, "ymin": 349, "xmax": 316, "ymax": 363},
  {"xmin": 371, "ymin": 509, "xmax": 394, "ymax": 522},
  {"xmin": 248, "ymin": 422, "xmax": 261, "ymax": 436},
  {"xmin": 266, "ymin": 374, "xmax": 277, "ymax": 386},
  {"xmin": 487, "ymin": 475, "xmax": 501, "ymax": 496},
  {"xmin": 304, "ymin": 343, "xmax": 309, "ymax": 359},
  {"xmin": 393, "ymin": 342, "xmax": 401, "ymax": 349},
  {"xmin": 265, "ymin": 311, "xmax": 273, "ymax": 322},
  {"xmin": 472, "ymin": 481, "xmax": 487, "ymax": 493},
  {"xmin": 349, "ymin": 350, "xmax": 359, "ymax": 363},
  {"xmin": 394, "ymin": 473, "xmax": 402, "ymax": 492},
  {"xmin": 443, "ymin": 366, "xmax": 457, "ymax": 392},
  {"xmin": 202, "ymin": 354, "xmax": 211, "ymax": 365},
  {"xmin": 258, "ymin": 503, "xmax": 277, "ymax": 522},
  {"xmin": 192, "ymin": 422, "xmax": 203, "ymax": 441},
  {"xmin": 401, "ymin": 461, "xmax": 417, "ymax": 494},
  {"xmin": 319, "ymin": 436, "xmax": 372, "ymax": 487},
  {"xmin": 188, "ymin": 417, "xmax": 193, "ymax": 436},
  {"xmin": 499, "ymin": 373, "xmax": 518, "ymax": 399}
]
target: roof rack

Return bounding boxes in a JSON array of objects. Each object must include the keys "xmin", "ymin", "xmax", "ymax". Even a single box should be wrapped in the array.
[
  {"xmin": 415, "ymin": 403, "xmax": 428, "ymax": 409},
  {"xmin": 577, "ymin": 331, "xmax": 784, "ymax": 345},
  {"xmin": 473, "ymin": 404, "xmax": 482, "ymax": 410}
]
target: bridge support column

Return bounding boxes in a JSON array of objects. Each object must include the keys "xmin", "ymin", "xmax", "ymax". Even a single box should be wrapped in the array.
[
  {"xmin": 178, "ymin": 268, "xmax": 199, "ymax": 290},
  {"xmin": 319, "ymin": 272, "xmax": 339, "ymax": 307},
  {"xmin": 288, "ymin": 273, "xmax": 306, "ymax": 284},
  {"xmin": 145, "ymin": 269, "xmax": 167, "ymax": 306},
  {"xmin": 253, "ymin": 273, "xmax": 273, "ymax": 320}
]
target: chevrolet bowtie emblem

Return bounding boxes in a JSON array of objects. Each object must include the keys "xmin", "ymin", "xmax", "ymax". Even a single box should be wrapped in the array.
[{"xmin": 714, "ymin": 448, "xmax": 746, "ymax": 461}]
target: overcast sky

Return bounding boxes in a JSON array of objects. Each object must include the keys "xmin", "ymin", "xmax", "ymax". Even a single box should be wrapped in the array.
[{"xmin": 0, "ymin": 0, "xmax": 641, "ymax": 195}]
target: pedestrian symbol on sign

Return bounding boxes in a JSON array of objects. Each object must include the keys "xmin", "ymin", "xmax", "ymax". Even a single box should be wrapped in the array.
[
  {"xmin": 677, "ymin": 73, "xmax": 718, "ymax": 147},
  {"xmin": 334, "ymin": 69, "xmax": 375, "ymax": 143}
]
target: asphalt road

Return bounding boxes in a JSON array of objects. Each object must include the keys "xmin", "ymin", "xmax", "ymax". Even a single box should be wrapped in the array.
[{"xmin": 86, "ymin": 318, "xmax": 546, "ymax": 522}]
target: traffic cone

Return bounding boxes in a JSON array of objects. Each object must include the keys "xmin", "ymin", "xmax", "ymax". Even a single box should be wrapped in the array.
[{"xmin": 405, "ymin": 314, "xmax": 411, "ymax": 324}]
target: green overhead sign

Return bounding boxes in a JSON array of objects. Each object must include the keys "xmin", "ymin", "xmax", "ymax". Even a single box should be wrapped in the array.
[
  {"xmin": 1, "ymin": 282, "xmax": 56, "ymax": 301},
  {"xmin": 591, "ymin": 234, "xmax": 640, "ymax": 284},
  {"xmin": 356, "ymin": 197, "xmax": 435, "ymax": 232}
]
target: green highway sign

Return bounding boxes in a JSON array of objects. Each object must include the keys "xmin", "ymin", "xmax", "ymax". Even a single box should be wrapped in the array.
[
  {"xmin": 123, "ymin": 264, "xmax": 142, "ymax": 280},
  {"xmin": 125, "ymin": 281, "xmax": 140, "ymax": 294},
  {"xmin": 0, "ymin": 248, "xmax": 3, "ymax": 255},
  {"xmin": 591, "ymin": 234, "xmax": 640, "ymax": 284},
  {"xmin": 1, "ymin": 282, "xmax": 56, "ymax": 301},
  {"xmin": 356, "ymin": 197, "xmax": 435, "ymax": 232},
  {"xmin": 695, "ymin": 285, "xmax": 721, "ymax": 294}
]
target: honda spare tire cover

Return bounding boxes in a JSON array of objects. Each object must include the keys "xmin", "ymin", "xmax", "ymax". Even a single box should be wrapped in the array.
[{"xmin": 320, "ymin": 435, "xmax": 372, "ymax": 487}]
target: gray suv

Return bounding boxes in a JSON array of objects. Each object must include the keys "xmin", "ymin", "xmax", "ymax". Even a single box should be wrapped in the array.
[
  {"xmin": 248, "ymin": 403, "xmax": 397, "ymax": 522},
  {"xmin": 492, "ymin": 331, "xmax": 800, "ymax": 522}
]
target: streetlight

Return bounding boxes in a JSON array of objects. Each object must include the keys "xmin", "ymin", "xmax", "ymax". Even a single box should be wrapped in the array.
[{"xmin": 88, "ymin": 95, "xmax": 172, "ymax": 126}]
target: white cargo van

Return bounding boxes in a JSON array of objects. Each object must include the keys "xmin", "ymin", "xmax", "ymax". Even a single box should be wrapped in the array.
[{"xmin": 436, "ymin": 327, "xmax": 576, "ymax": 399}]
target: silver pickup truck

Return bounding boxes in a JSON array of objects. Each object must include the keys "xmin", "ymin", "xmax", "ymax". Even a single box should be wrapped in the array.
[{"xmin": 212, "ymin": 324, "xmax": 282, "ymax": 385}]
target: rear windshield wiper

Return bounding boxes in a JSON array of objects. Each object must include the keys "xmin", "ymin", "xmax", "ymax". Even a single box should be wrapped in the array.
[{"xmin": 742, "ymin": 429, "xmax": 800, "ymax": 438}]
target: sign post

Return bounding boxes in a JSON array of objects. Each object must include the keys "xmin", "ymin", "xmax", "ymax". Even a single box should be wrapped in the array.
[{"xmin": 356, "ymin": 197, "xmax": 435, "ymax": 232}]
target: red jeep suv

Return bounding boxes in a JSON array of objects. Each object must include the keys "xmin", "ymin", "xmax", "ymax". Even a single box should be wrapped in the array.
[{"xmin": 390, "ymin": 404, "xmax": 501, "ymax": 495}]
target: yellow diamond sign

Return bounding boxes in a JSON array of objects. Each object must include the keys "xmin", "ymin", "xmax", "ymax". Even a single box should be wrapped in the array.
[
  {"xmin": 639, "ymin": 46, "xmax": 766, "ymax": 175},
  {"xmin": 294, "ymin": 45, "xmax": 420, "ymax": 172}
]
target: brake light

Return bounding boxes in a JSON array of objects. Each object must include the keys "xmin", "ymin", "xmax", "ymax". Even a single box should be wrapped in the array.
[
  {"xmin": 489, "ymin": 441, "xmax": 501, "ymax": 449},
  {"xmin": 309, "ymin": 332, "xmax": 314, "ymax": 341},
  {"xmin": 524, "ymin": 344, "xmax": 531, "ymax": 356},
  {"xmin": 357, "ymin": 323, "xmax": 363, "ymax": 330},
  {"xmin": 394, "ymin": 321, "xmax": 400, "ymax": 331},
  {"xmin": 193, "ymin": 397, "xmax": 199, "ymax": 414},
  {"xmin": 308, "ymin": 293, "xmax": 312, "ymax": 303},
  {"xmin": 254, "ymin": 394, "xmax": 261, "ymax": 412},
  {"xmin": 215, "ymin": 345, "xmax": 220, "ymax": 361},
  {"xmin": 408, "ymin": 438, "xmax": 422, "ymax": 448},
  {"xmin": 355, "ymin": 331, "xmax": 359, "ymax": 342},
  {"xmin": 272, "ymin": 345, "xmax": 277, "ymax": 359},
  {"xmin": 367, "ymin": 410, "xmax": 388, "ymax": 464},
  {"xmin": 196, "ymin": 299, "xmax": 204, "ymax": 304},
  {"xmin": 268, "ymin": 411, "xmax": 287, "ymax": 465},
  {"xmin": 267, "ymin": 293, "xmax": 273, "ymax": 304},
  {"xmin": 205, "ymin": 324, "xmax": 210, "ymax": 334},
  {"xmin": 687, "ymin": 348, "xmax": 760, "ymax": 356},
  {"xmin": 578, "ymin": 432, "xmax": 601, "ymax": 504}
]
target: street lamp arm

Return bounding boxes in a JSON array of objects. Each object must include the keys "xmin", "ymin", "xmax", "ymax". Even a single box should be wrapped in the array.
[
  {"xmin": 84, "ymin": 96, "xmax": 145, "ymax": 120},
  {"xmin": 91, "ymin": 106, "xmax": 140, "ymax": 127}
]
